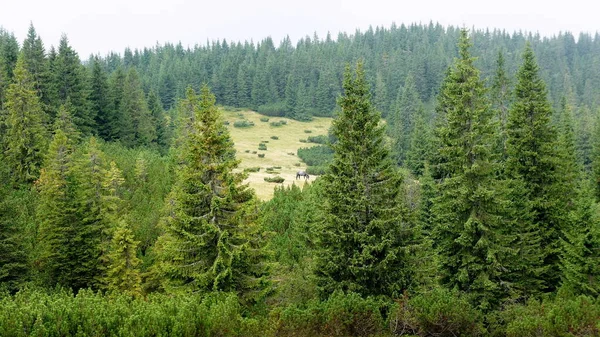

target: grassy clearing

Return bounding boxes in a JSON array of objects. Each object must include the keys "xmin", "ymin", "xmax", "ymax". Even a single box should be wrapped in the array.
[{"xmin": 222, "ymin": 109, "xmax": 331, "ymax": 200}]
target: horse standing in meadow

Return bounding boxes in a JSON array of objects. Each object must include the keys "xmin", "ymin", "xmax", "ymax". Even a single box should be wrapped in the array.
[{"xmin": 296, "ymin": 171, "xmax": 310, "ymax": 180}]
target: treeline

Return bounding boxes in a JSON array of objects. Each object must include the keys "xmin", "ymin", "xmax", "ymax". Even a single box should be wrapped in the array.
[{"xmin": 2, "ymin": 21, "xmax": 600, "ymax": 335}]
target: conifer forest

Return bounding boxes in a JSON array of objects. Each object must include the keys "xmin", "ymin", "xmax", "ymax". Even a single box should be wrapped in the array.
[{"xmin": 3, "ymin": 22, "xmax": 600, "ymax": 336}]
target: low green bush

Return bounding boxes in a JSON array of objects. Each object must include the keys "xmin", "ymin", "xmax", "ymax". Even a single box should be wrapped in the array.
[
  {"xmin": 258, "ymin": 143, "xmax": 267, "ymax": 151},
  {"xmin": 264, "ymin": 176, "xmax": 284, "ymax": 183},
  {"xmin": 307, "ymin": 135, "xmax": 328, "ymax": 144},
  {"xmin": 389, "ymin": 287, "xmax": 484, "ymax": 337},
  {"xmin": 256, "ymin": 102, "xmax": 287, "ymax": 117},
  {"xmin": 244, "ymin": 167, "xmax": 260, "ymax": 173},
  {"xmin": 270, "ymin": 136, "xmax": 279, "ymax": 140},
  {"xmin": 260, "ymin": 117, "xmax": 270, "ymax": 122},
  {"xmin": 258, "ymin": 153, "xmax": 265, "ymax": 158},
  {"xmin": 233, "ymin": 120, "xmax": 255, "ymax": 128},
  {"xmin": 304, "ymin": 129, "xmax": 313, "ymax": 133}
]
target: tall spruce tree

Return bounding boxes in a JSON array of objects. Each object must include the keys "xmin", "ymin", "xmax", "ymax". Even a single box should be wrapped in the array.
[
  {"xmin": 21, "ymin": 23, "xmax": 51, "ymax": 116},
  {"xmin": 314, "ymin": 61, "xmax": 413, "ymax": 298},
  {"xmin": 51, "ymin": 35, "xmax": 93, "ymax": 134},
  {"xmin": 3, "ymin": 55, "xmax": 48, "ymax": 184},
  {"xmin": 432, "ymin": 29, "xmax": 509, "ymax": 311},
  {"xmin": 121, "ymin": 68, "xmax": 155, "ymax": 147},
  {"xmin": 504, "ymin": 43, "xmax": 566, "ymax": 293},
  {"xmin": 155, "ymin": 85, "xmax": 268, "ymax": 301},
  {"xmin": 89, "ymin": 57, "xmax": 112, "ymax": 140},
  {"xmin": 36, "ymin": 129, "xmax": 77, "ymax": 288}
]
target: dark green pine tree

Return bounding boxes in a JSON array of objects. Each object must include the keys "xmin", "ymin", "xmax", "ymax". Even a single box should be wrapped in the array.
[
  {"xmin": 51, "ymin": 35, "xmax": 93, "ymax": 134},
  {"xmin": 490, "ymin": 50, "xmax": 512, "ymax": 158},
  {"xmin": 121, "ymin": 68, "xmax": 155, "ymax": 147},
  {"xmin": 3, "ymin": 55, "xmax": 48, "ymax": 185},
  {"xmin": 504, "ymin": 43, "xmax": 565, "ymax": 294},
  {"xmin": 0, "ymin": 161, "xmax": 28, "ymax": 291},
  {"xmin": 432, "ymin": 29, "xmax": 509, "ymax": 311},
  {"xmin": 106, "ymin": 66, "xmax": 126, "ymax": 141},
  {"xmin": 559, "ymin": 179, "xmax": 600, "ymax": 296},
  {"xmin": 405, "ymin": 105, "xmax": 433, "ymax": 176},
  {"xmin": 315, "ymin": 61, "xmax": 413, "ymax": 298},
  {"xmin": 558, "ymin": 102, "xmax": 600, "ymax": 296},
  {"xmin": 391, "ymin": 73, "xmax": 421, "ymax": 166},
  {"xmin": 156, "ymin": 85, "xmax": 269, "ymax": 301},
  {"xmin": 593, "ymin": 110, "xmax": 600, "ymax": 200},
  {"xmin": 147, "ymin": 89, "xmax": 169, "ymax": 149},
  {"xmin": 21, "ymin": 23, "xmax": 52, "ymax": 117},
  {"xmin": 89, "ymin": 57, "xmax": 112, "ymax": 141}
]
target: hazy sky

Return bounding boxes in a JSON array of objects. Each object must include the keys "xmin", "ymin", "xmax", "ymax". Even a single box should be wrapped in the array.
[{"xmin": 1, "ymin": 0, "xmax": 599, "ymax": 58}]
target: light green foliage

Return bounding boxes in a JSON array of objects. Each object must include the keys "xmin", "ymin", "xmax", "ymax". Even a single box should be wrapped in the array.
[
  {"xmin": 36, "ymin": 129, "xmax": 77, "ymax": 288},
  {"xmin": 432, "ymin": 29, "xmax": 508, "ymax": 311},
  {"xmin": 104, "ymin": 220, "xmax": 143, "ymax": 297},
  {"xmin": 315, "ymin": 61, "xmax": 413, "ymax": 298},
  {"xmin": 3, "ymin": 55, "xmax": 48, "ymax": 184},
  {"xmin": 156, "ymin": 85, "xmax": 269, "ymax": 301}
]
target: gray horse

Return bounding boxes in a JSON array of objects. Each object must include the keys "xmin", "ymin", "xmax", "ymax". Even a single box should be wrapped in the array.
[{"xmin": 296, "ymin": 170, "xmax": 310, "ymax": 180}]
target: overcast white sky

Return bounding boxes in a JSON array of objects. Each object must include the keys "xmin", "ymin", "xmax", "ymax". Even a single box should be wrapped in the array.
[{"xmin": 1, "ymin": 0, "xmax": 599, "ymax": 58}]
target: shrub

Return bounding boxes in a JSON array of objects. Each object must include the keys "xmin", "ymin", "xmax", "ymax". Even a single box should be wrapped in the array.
[
  {"xmin": 299, "ymin": 139, "xmax": 308, "ymax": 143},
  {"xmin": 258, "ymin": 153, "xmax": 265, "ymax": 158},
  {"xmin": 270, "ymin": 136, "xmax": 279, "ymax": 140},
  {"xmin": 258, "ymin": 143, "xmax": 267, "ymax": 151},
  {"xmin": 389, "ymin": 287, "xmax": 485, "ymax": 337},
  {"xmin": 257, "ymin": 102, "xmax": 287, "ymax": 117},
  {"xmin": 501, "ymin": 294, "xmax": 600, "ymax": 337},
  {"xmin": 244, "ymin": 150, "xmax": 250, "ymax": 153},
  {"xmin": 252, "ymin": 151, "xmax": 257, "ymax": 154},
  {"xmin": 264, "ymin": 176, "xmax": 284, "ymax": 183},
  {"xmin": 304, "ymin": 129, "xmax": 313, "ymax": 133},
  {"xmin": 273, "ymin": 291, "xmax": 389, "ymax": 337},
  {"xmin": 294, "ymin": 163, "xmax": 301, "ymax": 167},
  {"xmin": 233, "ymin": 120, "xmax": 254, "ymax": 128},
  {"xmin": 223, "ymin": 120, "xmax": 230, "ymax": 125},
  {"xmin": 297, "ymin": 145, "xmax": 334, "ymax": 167},
  {"xmin": 270, "ymin": 120, "xmax": 288, "ymax": 127},
  {"xmin": 306, "ymin": 166, "xmax": 326, "ymax": 175},
  {"xmin": 260, "ymin": 140, "xmax": 269, "ymax": 143},
  {"xmin": 260, "ymin": 117, "xmax": 270, "ymax": 122},
  {"xmin": 307, "ymin": 135, "xmax": 328, "ymax": 144},
  {"xmin": 243, "ymin": 167, "xmax": 260, "ymax": 173}
]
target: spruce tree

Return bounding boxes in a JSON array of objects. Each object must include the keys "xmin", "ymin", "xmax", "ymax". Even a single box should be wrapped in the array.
[
  {"xmin": 121, "ymin": 68, "xmax": 155, "ymax": 147},
  {"xmin": 104, "ymin": 219, "xmax": 143, "ymax": 297},
  {"xmin": 107, "ymin": 66, "xmax": 126, "ymax": 141},
  {"xmin": 89, "ymin": 57, "xmax": 112, "ymax": 140},
  {"xmin": 37, "ymin": 129, "xmax": 77, "ymax": 288},
  {"xmin": 432, "ymin": 29, "xmax": 509, "ymax": 310},
  {"xmin": 69, "ymin": 137, "xmax": 107, "ymax": 290},
  {"xmin": 504, "ymin": 43, "xmax": 566, "ymax": 293},
  {"xmin": 490, "ymin": 50, "xmax": 512, "ymax": 157},
  {"xmin": 51, "ymin": 35, "xmax": 93, "ymax": 134},
  {"xmin": 21, "ymin": 23, "xmax": 52, "ymax": 115},
  {"xmin": 3, "ymin": 55, "xmax": 48, "ymax": 184},
  {"xmin": 156, "ymin": 85, "xmax": 268, "ymax": 300},
  {"xmin": 314, "ymin": 61, "xmax": 413, "ymax": 298},
  {"xmin": 147, "ymin": 89, "xmax": 168, "ymax": 149},
  {"xmin": 405, "ymin": 105, "xmax": 433, "ymax": 176}
]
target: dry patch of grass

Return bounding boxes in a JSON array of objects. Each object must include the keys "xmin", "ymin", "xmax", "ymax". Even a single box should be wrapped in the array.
[{"xmin": 222, "ymin": 109, "xmax": 331, "ymax": 200}]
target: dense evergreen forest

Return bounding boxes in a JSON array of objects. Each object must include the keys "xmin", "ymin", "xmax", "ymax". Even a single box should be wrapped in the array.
[{"xmin": 1, "ymin": 22, "xmax": 600, "ymax": 336}]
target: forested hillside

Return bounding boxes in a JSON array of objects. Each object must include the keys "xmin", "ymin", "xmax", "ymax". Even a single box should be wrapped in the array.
[{"xmin": 1, "ymin": 22, "xmax": 600, "ymax": 336}]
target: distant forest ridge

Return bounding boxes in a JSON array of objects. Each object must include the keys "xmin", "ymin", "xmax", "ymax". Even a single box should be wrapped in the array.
[
  {"xmin": 1, "ymin": 22, "xmax": 598, "ymax": 123},
  {"xmin": 87, "ymin": 23, "xmax": 600, "ymax": 117}
]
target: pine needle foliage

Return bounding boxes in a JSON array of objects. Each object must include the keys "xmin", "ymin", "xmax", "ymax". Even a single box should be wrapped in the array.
[{"xmin": 315, "ymin": 61, "xmax": 413, "ymax": 298}]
